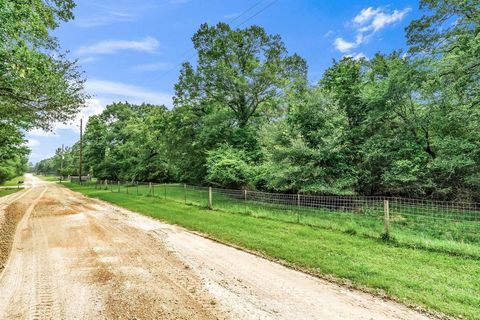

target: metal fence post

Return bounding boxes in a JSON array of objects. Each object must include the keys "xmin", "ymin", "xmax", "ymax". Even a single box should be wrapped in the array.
[
  {"xmin": 208, "ymin": 187, "xmax": 213, "ymax": 209},
  {"xmin": 152, "ymin": 183, "xmax": 155, "ymax": 197},
  {"xmin": 149, "ymin": 182, "xmax": 152, "ymax": 196},
  {"xmin": 110, "ymin": 180, "xmax": 112, "ymax": 192},
  {"xmin": 136, "ymin": 181, "xmax": 139, "ymax": 196},
  {"xmin": 118, "ymin": 180, "xmax": 120, "ymax": 193},
  {"xmin": 164, "ymin": 182, "xmax": 167, "ymax": 200},
  {"xmin": 384, "ymin": 199, "xmax": 390, "ymax": 236}
]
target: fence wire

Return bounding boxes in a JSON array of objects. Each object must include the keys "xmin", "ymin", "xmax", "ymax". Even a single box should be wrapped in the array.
[{"xmin": 86, "ymin": 179, "xmax": 480, "ymax": 257}]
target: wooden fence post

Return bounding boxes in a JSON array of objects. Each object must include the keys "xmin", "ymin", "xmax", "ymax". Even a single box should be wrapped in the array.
[
  {"xmin": 208, "ymin": 187, "xmax": 213, "ymax": 209},
  {"xmin": 384, "ymin": 199, "xmax": 390, "ymax": 236},
  {"xmin": 184, "ymin": 184, "xmax": 187, "ymax": 203},
  {"xmin": 244, "ymin": 189, "xmax": 247, "ymax": 213},
  {"xmin": 297, "ymin": 193, "xmax": 301, "ymax": 223}
]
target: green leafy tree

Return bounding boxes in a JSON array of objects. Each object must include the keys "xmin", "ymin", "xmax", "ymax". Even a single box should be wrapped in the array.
[
  {"xmin": 206, "ymin": 145, "xmax": 253, "ymax": 188},
  {"xmin": 1, "ymin": 0, "xmax": 87, "ymax": 182},
  {"xmin": 172, "ymin": 23, "xmax": 307, "ymax": 183},
  {"xmin": 0, "ymin": 0, "xmax": 87, "ymax": 130},
  {"xmin": 406, "ymin": 0, "xmax": 480, "ymax": 107},
  {"xmin": 83, "ymin": 102, "xmax": 171, "ymax": 181}
]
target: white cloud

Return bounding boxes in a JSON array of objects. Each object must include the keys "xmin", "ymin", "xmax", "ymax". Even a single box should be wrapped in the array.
[
  {"xmin": 75, "ymin": 37, "xmax": 159, "ymax": 56},
  {"xmin": 28, "ymin": 129, "xmax": 57, "ymax": 137},
  {"xmin": 53, "ymin": 98, "xmax": 105, "ymax": 133},
  {"xmin": 25, "ymin": 139, "xmax": 40, "ymax": 148},
  {"xmin": 323, "ymin": 30, "xmax": 335, "ymax": 38},
  {"xmin": 356, "ymin": 7, "xmax": 411, "ymax": 33},
  {"xmin": 353, "ymin": 7, "xmax": 381, "ymax": 25},
  {"xmin": 134, "ymin": 62, "xmax": 172, "ymax": 71},
  {"xmin": 334, "ymin": 34, "xmax": 364, "ymax": 53},
  {"xmin": 76, "ymin": 11, "xmax": 136, "ymax": 27},
  {"xmin": 86, "ymin": 79, "xmax": 172, "ymax": 107},
  {"xmin": 78, "ymin": 56, "xmax": 98, "ymax": 64},
  {"xmin": 345, "ymin": 52, "xmax": 367, "ymax": 60},
  {"xmin": 334, "ymin": 6, "xmax": 410, "ymax": 53}
]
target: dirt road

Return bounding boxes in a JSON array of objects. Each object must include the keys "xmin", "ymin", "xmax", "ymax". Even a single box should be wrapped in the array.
[{"xmin": 0, "ymin": 175, "xmax": 430, "ymax": 319}]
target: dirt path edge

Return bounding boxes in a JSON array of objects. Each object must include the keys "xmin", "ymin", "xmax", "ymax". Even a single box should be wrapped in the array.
[{"xmin": 71, "ymin": 188, "xmax": 451, "ymax": 320}]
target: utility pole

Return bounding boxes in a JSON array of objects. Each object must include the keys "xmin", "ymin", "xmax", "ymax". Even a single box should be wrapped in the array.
[{"xmin": 79, "ymin": 118, "xmax": 83, "ymax": 184}]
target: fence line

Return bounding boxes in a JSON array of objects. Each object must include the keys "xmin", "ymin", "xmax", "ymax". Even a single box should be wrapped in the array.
[
  {"xmin": 90, "ymin": 180, "xmax": 480, "ymax": 220},
  {"xmin": 83, "ymin": 179, "xmax": 480, "ymax": 257}
]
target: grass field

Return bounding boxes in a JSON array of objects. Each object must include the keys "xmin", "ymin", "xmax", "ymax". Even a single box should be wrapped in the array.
[
  {"xmin": 37, "ymin": 175, "xmax": 62, "ymax": 182},
  {"xmin": 0, "ymin": 176, "xmax": 25, "ymax": 187},
  {"xmin": 93, "ymin": 182, "xmax": 480, "ymax": 259},
  {"xmin": 66, "ymin": 182, "xmax": 480, "ymax": 319},
  {"xmin": 0, "ymin": 188, "xmax": 20, "ymax": 198}
]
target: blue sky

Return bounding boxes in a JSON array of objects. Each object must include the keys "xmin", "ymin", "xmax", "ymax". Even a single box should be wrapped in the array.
[{"xmin": 26, "ymin": 0, "xmax": 421, "ymax": 163}]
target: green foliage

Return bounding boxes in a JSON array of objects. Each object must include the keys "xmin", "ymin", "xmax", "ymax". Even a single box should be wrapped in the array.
[
  {"xmin": 83, "ymin": 102, "xmax": 171, "ymax": 181},
  {"xmin": 169, "ymin": 23, "xmax": 306, "ymax": 183},
  {"xmin": 0, "ymin": 0, "xmax": 86, "ymax": 182},
  {"xmin": 0, "ymin": 124, "xmax": 28, "ymax": 183},
  {"xmin": 0, "ymin": 0, "xmax": 87, "ymax": 130},
  {"xmin": 68, "ymin": 183, "xmax": 480, "ymax": 319},
  {"xmin": 206, "ymin": 145, "xmax": 252, "ymax": 188},
  {"xmin": 175, "ymin": 22, "xmax": 307, "ymax": 129},
  {"xmin": 406, "ymin": 0, "xmax": 480, "ymax": 108},
  {"xmin": 42, "ymin": 10, "xmax": 480, "ymax": 200}
]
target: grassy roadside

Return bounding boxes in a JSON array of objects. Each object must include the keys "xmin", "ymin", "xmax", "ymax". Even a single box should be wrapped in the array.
[
  {"xmin": 0, "ymin": 176, "xmax": 24, "ymax": 197},
  {"xmin": 65, "ymin": 183, "xmax": 480, "ymax": 319},
  {"xmin": 0, "ymin": 189, "xmax": 19, "ymax": 198},
  {"xmin": 0, "ymin": 176, "xmax": 25, "ymax": 187},
  {"xmin": 36, "ymin": 175, "xmax": 61, "ymax": 182},
  {"xmin": 92, "ymin": 182, "xmax": 480, "ymax": 258}
]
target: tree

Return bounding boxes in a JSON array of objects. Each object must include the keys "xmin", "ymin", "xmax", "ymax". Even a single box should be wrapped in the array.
[
  {"xmin": 206, "ymin": 145, "xmax": 253, "ymax": 188},
  {"xmin": 257, "ymin": 87, "xmax": 356, "ymax": 193},
  {"xmin": 0, "ymin": 123, "xmax": 28, "ymax": 182},
  {"xmin": 175, "ymin": 23, "xmax": 306, "ymax": 128},
  {"xmin": 82, "ymin": 102, "xmax": 171, "ymax": 182},
  {"xmin": 0, "ymin": 0, "xmax": 87, "ymax": 182},
  {"xmin": 172, "ymin": 23, "xmax": 307, "ymax": 183},
  {"xmin": 406, "ymin": 0, "xmax": 480, "ymax": 107},
  {"xmin": 0, "ymin": 0, "xmax": 87, "ymax": 131}
]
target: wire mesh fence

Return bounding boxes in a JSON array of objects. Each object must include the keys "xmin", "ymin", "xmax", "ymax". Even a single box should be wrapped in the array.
[{"xmin": 84, "ymin": 179, "xmax": 480, "ymax": 257}]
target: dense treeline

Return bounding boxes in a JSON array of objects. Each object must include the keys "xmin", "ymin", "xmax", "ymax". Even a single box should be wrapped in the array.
[
  {"xmin": 0, "ymin": 0, "xmax": 87, "ymax": 183},
  {"xmin": 43, "ymin": 0, "xmax": 480, "ymax": 201}
]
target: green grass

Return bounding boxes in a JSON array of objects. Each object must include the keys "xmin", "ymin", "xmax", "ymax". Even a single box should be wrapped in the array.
[
  {"xmin": 37, "ymin": 175, "xmax": 62, "ymax": 182},
  {"xmin": 0, "ymin": 175, "xmax": 25, "ymax": 186},
  {"xmin": 0, "ymin": 188, "xmax": 20, "ymax": 197},
  {"xmin": 66, "ymin": 182, "xmax": 480, "ymax": 319},
  {"xmin": 93, "ymin": 182, "xmax": 480, "ymax": 258}
]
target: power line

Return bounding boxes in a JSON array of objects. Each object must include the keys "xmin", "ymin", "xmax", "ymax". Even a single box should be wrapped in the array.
[
  {"xmin": 136, "ymin": 0, "xmax": 280, "ymax": 90},
  {"xmin": 236, "ymin": 0, "xmax": 279, "ymax": 27},
  {"xmin": 228, "ymin": 0, "xmax": 268, "ymax": 24}
]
